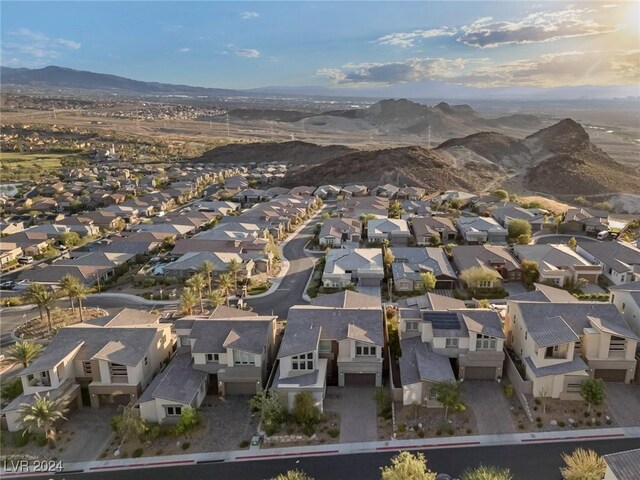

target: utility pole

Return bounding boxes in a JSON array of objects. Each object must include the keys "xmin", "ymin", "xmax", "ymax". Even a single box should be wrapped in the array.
[{"xmin": 226, "ymin": 113, "xmax": 230, "ymax": 138}]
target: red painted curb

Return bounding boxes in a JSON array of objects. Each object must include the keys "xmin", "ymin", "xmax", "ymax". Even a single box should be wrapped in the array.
[
  {"xmin": 521, "ymin": 433, "xmax": 625, "ymax": 443},
  {"xmin": 89, "ymin": 459, "xmax": 195, "ymax": 470},
  {"xmin": 236, "ymin": 449, "xmax": 340, "ymax": 460},
  {"xmin": 376, "ymin": 441, "xmax": 481, "ymax": 451}
]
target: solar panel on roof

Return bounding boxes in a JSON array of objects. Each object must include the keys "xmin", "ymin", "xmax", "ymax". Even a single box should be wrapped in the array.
[{"xmin": 423, "ymin": 311, "xmax": 461, "ymax": 330}]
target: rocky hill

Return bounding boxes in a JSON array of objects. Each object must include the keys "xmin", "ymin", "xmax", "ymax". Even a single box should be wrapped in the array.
[
  {"xmin": 437, "ymin": 132, "xmax": 531, "ymax": 170},
  {"xmin": 280, "ymin": 146, "xmax": 500, "ymax": 192},
  {"xmin": 194, "ymin": 141, "xmax": 355, "ymax": 165}
]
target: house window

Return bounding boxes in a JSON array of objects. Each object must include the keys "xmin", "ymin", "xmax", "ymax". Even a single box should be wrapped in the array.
[
  {"xmin": 609, "ymin": 336, "xmax": 626, "ymax": 352},
  {"xmin": 291, "ymin": 352, "xmax": 314, "ymax": 370},
  {"xmin": 478, "ymin": 280, "xmax": 493, "ymax": 288},
  {"xmin": 319, "ymin": 340, "xmax": 332, "ymax": 353},
  {"xmin": 406, "ymin": 321, "xmax": 419, "ymax": 332},
  {"xmin": 566, "ymin": 383, "xmax": 581, "ymax": 393},
  {"xmin": 83, "ymin": 361, "xmax": 92, "ymax": 375},
  {"xmin": 428, "ymin": 387, "xmax": 438, "ymax": 400},
  {"xmin": 206, "ymin": 353, "xmax": 219, "ymax": 363},
  {"xmin": 110, "ymin": 363, "xmax": 128, "ymax": 377},
  {"xmin": 165, "ymin": 406, "xmax": 182, "ymax": 416},
  {"xmin": 621, "ymin": 302, "xmax": 625, "ymax": 313},
  {"xmin": 356, "ymin": 343, "xmax": 376, "ymax": 356},
  {"xmin": 445, "ymin": 338, "xmax": 459, "ymax": 348},
  {"xmin": 144, "ymin": 356, "xmax": 148, "ymax": 366},
  {"xmin": 476, "ymin": 335, "xmax": 497, "ymax": 351},
  {"xmin": 233, "ymin": 351, "xmax": 255, "ymax": 365},
  {"xmin": 524, "ymin": 332, "xmax": 527, "ymax": 340}
]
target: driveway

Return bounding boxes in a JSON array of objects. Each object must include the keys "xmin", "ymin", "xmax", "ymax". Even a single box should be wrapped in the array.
[
  {"xmin": 324, "ymin": 387, "xmax": 377, "ymax": 443},
  {"xmin": 200, "ymin": 394, "xmax": 258, "ymax": 451},
  {"xmin": 57, "ymin": 406, "xmax": 117, "ymax": 462},
  {"xmin": 604, "ymin": 383, "xmax": 640, "ymax": 426},
  {"xmin": 461, "ymin": 381, "xmax": 517, "ymax": 434}
]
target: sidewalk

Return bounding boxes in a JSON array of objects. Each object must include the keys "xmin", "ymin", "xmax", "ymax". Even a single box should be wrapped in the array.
[{"xmin": 7, "ymin": 426, "xmax": 639, "ymax": 477}]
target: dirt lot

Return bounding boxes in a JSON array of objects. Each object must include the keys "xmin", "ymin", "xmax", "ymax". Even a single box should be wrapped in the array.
[
  {"xmin": 510, "ymin": 396, "xmax": 614, "ymax": 432},
  {"xmin": 14, "ymin": 307, "xmax": 105, "ymax": 340}
]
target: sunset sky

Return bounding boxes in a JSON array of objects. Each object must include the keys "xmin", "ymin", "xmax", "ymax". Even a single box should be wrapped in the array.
[{"xmin": 2, "ymin": 1, "xmax": 639, "ymax": 97}]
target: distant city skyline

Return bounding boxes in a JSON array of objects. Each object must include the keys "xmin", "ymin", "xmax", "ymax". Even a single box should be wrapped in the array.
[{"xmin": 1, "ymin": 1, "xmax": 639, "ymax": 98}]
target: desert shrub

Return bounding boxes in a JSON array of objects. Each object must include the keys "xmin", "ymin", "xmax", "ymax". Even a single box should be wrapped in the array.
[
  {"xmin": 181, "ymin": 442, "xmax": 190, "ymax": 450},
  {"xmin": 503, "ymin": 383, "xmax": 514, "ymax": 398},
  {"xmin": 417, "ymin": 429, "xmax": 425, "ymax": 438},
  {"xmin": 398, "ymin": 423, "xmax": 407, "ymax": 433},
  {"xmin": 13, "ymin": 431, "xmax": 30, "ymax": 447},
  {"xmin": 238, "ymin": 440, "xmax": 250, "ymax": 448},
  {"xmin": 328, "ymin": 428, "xmax": 340, "ymax": 438},
  {"xmin": 132, "ymin": 448, "xmax": 144, "ymax": 458},
  {"xmin": 558, "ymin": 421, "xmax": 566, "ymax": 427}
]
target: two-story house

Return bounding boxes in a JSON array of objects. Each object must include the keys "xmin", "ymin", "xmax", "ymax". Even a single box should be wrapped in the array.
[
  {"xmin": 1, "ymin": 309, "xmax": 173, "ymax": 432},
  {"xmin": 398, "ymin": 309, "xmax": 505, "ymax": 407},
  {"xmin": 272, "ymin": 304, "xmax": 384, "ymax": 411},
  {"xmin": 609, "ymin": 281, "xmax": 640, "ymax": 338},
  {"xmin": 505, "ymin": 301, "xmax": 639, "ymax": 399},
  {"xmin": 576, "ymin": 241, "xmax": 640, "ymax": 286}
]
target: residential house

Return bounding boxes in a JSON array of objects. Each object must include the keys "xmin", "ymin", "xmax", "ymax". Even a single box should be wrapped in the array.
[
  {"xmin": 452, "ymin": 245, "xmax": 522, "ymax": 286},
  {"xmin": 603, "ymin": 449, "xmax": 640, "ymax": 480},
  {"xmin": 492, "ymin": 205, "xmax": 547, "ymax": 232},
  {"xmin": 397, "ymin": 187, "xmax": 426, "ymax": 201},
  {"xmin": 0, "ymin": 220, "xmax": 25, "ymax": 236},
  {"xmin": 340, "ymin": 185, "xmax": 368, "ymax": 197},
  {"xmin": 411, "ymin": 217, "xmax": 457, "ymax": 244},
  {"xmin": 399, "ymin": 309, "xmax": 505, "ymax": 406},
  {"xmin": 318, "ymin": 218, "xmax": 362, "ymax": 247},
  {"xmin": 367, "ymin": 218, "xmax": 411, "ymax": 245},
  {"xmin": 609, "ymin": 281, "xmax": 640, "ymax": 338},
  {"xmin": 336, "ymin": 197, "xmax": 388, "ymax": 219},
  {"xmin": 314, "ymin": 185, "xmax": 342, "ymax": 199},
  {"xmin": 576, "ymin": 241, "xmax": 640, "ymax": 285},
  {"xmin": 391, "ymin": 247, "xmax": 457, "ymax": 291},
  {"xmin": 2, "ymin": 230, "xmax": 52, "ymax": 256},
  {"xmin": 322, "ymin": 248, "xmax": 384, "ymax": 288},
  {"xmin": 0, "ymin": 245, "xmax": 23, "ymax": 268},
  {"xmin": 401, "ymin": 200, "xmax": 433, "ymax": 218},
  {"xmin": 505, "ymin": 301, "xmax": 639, "ymax": 398},
  {"xmin": 563, "ymin": 208, "xmax": 609, "ymax": 234},
  {"xmin": 373, "ymin": 184, "xmax": 400, "ymax": 199},
  {"xmin": 289, "ymin": 186, "xmax": 316, "ymax": 197},
  {"xmin": 514, "ymin": 244, "xmax": 602, "ymax": 287},
  {"xmin": 273, "ymin": 305, "xmax": 383, "ymax": 411},
  {"xmin": 456, "ymin": 216, "xmax": 508, "ymax": 244},
  {"xmin": 163, "ymin": 251, "xmax": 253, "ymax": 279},
  {"xmin": 1, "ymin": 311, "xmax": 173, "ymax": 431}
]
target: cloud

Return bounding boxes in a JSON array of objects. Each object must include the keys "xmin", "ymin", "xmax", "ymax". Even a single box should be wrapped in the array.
[
  {"xmin": 317, "ymin": 57, "xmax": 481, "ymax": 85},
  {"xmin": 1, "ymin": 28, "xmax": 81, "ymax": 65},
  {"xmin": 240, "ymin": 11, "xmax": 259, "ymax": 20},
  {"xmin": 376, "ymin": 28, "xmax": 457, "ymax": 48},
  {"xmin": 601, "ymin": 4, "xmax": 619, "ymax": 8},
  {"xmin": 235, "ymin": 48, "xmax": 260, "ymax": 58},
  {"xmin": 457, "ymin": 7, "xmax": 620, "ymax": 48},
  {"xmin": 179, "ymin": 48, "xmax": 190, "ymax": 53},
  {"xmin": 444, "ymin": 50, "xmax": 640, "ymax": 87}
]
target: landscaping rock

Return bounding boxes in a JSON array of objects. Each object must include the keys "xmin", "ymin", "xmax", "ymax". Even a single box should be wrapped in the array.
[
  {"xmin": 568, "ymin": 418, "xmax": 575, "ymax": 424},
  {"xmin": 549, "ymin": 420, "xmax": 558, "ymax": 426}
]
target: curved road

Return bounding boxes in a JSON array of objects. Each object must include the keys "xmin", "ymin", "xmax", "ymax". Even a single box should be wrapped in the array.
[{"xmin": 246, "ymin": 219, "xmax": 319, "ymax": 319}]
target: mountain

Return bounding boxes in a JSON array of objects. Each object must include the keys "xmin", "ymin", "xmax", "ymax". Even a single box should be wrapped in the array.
[
  {"xmin": 0, "ymin": 66, "xmax": 238, "ymax": 96},
  {"xmin": 194, "ymin": 141, "xmax": 355, "ymax": 165},
  {"xmin": 438, "ymin": 119, "xmax": 640, "ymax": 195},
  {"xmin": 280, "ymin": 146, "xmax": 500, "ymax": 192}
]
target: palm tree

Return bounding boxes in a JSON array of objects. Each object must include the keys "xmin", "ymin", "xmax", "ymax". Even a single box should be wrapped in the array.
[
  {"xmin": 26, "ymin": 283, "xmax": 56, "ymax": 333},
  {"xmin": 59, "ymin": 274, "xmax": 81, "ymax": 315},
  {"xmin": 218, "ymin": 273, "xmax": 233, "ymax": 306},
  {"xmin": 180, "ymin": 288, "xmax": 198, "ymax": 316},
  {"xmin": 19, "ymin": 392, "xmax": 67, "ymax": 447},
  {"xmin": 7, "ymin": 341, "xmax": 43, "ymax": 368},
  {"xmin": 199, "ymin": 260, "xmax": 214, "ymax": 293},
  {"xmin": 227, "ymin": 258, "xmax": 240, "ymax": 295},
  {"xmin": 186, "ymin": 273, "xmax": 207, "ymax": 314},
  {"xmin": 75, "ymin": 283, "xmax": 89, "ymax": 323},
  {"xmin": 207, "ymin": 290, "xmax": 225, "ymax": 308}
]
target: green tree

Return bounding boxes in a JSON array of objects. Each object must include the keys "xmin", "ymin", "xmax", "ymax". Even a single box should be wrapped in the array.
[
  {"xmin": 180, "ymin": 288, "xmax": 198, "ymax": 316},
  {"xmin": 7, "ymin": 341, "xmax": 43, "ymax": 368},
  {"xmin": 449, "ymin": 198, "xmax": 463, "ymax": 210},
  {"xmin": 460, "ymin": 267, "xmax": 499, "ymax": 291},
  {"xmin": 389, "ymin": 200, "xmax": 403, "ymax": 219},
  {"xmin": 568, "ymin": 237, "xmax": 577, "ymax": 250},
  {"xmin": 218, "ymin": 273, "xmax": 234, "ymax": 306},
  {"xmin": 271, "ymin": 471, "xmax": 314, "ymax": 480},
  {"xmin": 293, "ymin": 391, "xmax": 322, "ymax": 436},
  {"xmin": 560, "ymin": 448, "xmax": 606, "ymax": 480},
  {"xmin": 507, "ymin": 219, "xmax": 531, "ymax": 240},
  {"xmin": 250, "ymin": 390, "xmax": 287, "ymax": 436},
  {"xmin": 60, "ymin": 274, "xmax": 81, "ymax": 314},
  {"xmin": 517, "ymin": 233, "xmax": 531, "ymax": 245},
  {"xmin": 227, "ymin": 258, "xmax": 240, "ymax": 295},
  {"xmin": 383, "ymin": 248, "xmax": 395, "ymax": 268},
  {"xmin": 59, "ymin": 231, "xmax": 81, "ymax": 248},
  {"xmin": 321, "ymin": 212, "xmax": 331, "ymax": 220},
  {"xmin": 186, "ymin": 273, "xmax": 207, "ymax": 314},
  {"xmin": 432, "ymin": 381, "xmax": 465, "ymax": 420},
  {"xmin": 521, "ymin": 260, "xmax": 539, "ymax": 287},
  {"xmin": 428, "ymin": 234, "xmax": 441, "ymax": 247},
  {"xmin": 199, "ymin": 260, "xmax": 214, "ymax": 293},
  {"xmin": 359, "ymin": 213, "xmax": 377, "ymax": 226},
  {"xmin": 478, "ymin": 299, "xmax": 491, "ymax": 308},
  {"xmin": 420, "ymin": 272, "xmax": 437, "ymax": 292},
  {"xmin": 26, "ymin": 283, "xmax": 56, "ymax": 333},
  {"xmin": 18, "ymin": 392, "xmax": 67, "ymax": 447},
  {"xmin": 174, "ymin": 407, "xmax": 200, "ymax": 437},
  {"xmin": 493, "ymin": 190, "xmax": 509, "ymax": 201},
  {"xmin": 380, "ymin": 451, "xmax": 436, "ymax": 480},
  {"xmin": 207, "ymin": 289, "xmax": 226, "ymax": 308},
  {"xmin": 580, "ymin": 378, "xmax": 605, "ymax": 413},
  {"xmin": 462, "ymin": 465, "xmax": 512, "ymax": 480},
  {"xmin": 111, "ymin": 405, "xmax": 147, "ymax": 448}
]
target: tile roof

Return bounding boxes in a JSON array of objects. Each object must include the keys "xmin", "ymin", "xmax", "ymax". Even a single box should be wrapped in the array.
[
  {"xmin": 310, "ymin": 290, "xmax": 381, "ymax": 309},
  {"xmin": 138, "ymin": 353, "xmax": 207, "ymax": 404},
  {"xmin": 603, "ymin": 449, "xmax": 640, "ymax": 480},
  {"xmin": 189, "ymin": 317, "xmax": 275, "ymax": 355},
  {"xmin": 524, "ymin": 356, "xmax": 588, "ymax": 377},
  {"xmin": 399, "ymin": 337, "xmax": 455, "ymax": 385}
]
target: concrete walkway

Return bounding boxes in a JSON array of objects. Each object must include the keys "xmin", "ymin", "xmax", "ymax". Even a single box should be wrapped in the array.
[
  {"xmin": 9, "ymin": 426, "xmax": 638, "ymax": 477},
  {"xmin": 324, "ymin": 387, "xmax": 377, "ymax": 443}
]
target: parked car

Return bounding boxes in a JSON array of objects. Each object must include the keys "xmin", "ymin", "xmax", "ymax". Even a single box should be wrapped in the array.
[
  {"xmin": 596, "ymin": 230, "xmax": 609, "ymax": 240},
  {"xmin": 17, "ymin": 256, "xmax": 34, "ymax": 264},
  {"xmin": 0, "ymin": 281, "xmax": 16, "ymax": 290}
]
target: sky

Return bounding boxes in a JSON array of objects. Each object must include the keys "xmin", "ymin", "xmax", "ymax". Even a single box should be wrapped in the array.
[{"xmin": 1, "ymin": 1, "xmax": 639, "ymax": 97}]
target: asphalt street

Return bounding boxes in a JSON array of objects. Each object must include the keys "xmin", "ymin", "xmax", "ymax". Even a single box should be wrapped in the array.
[
  {"xmin": 23, "ymin": 438, "xmax": 640, "ymax": 480},
  {"xmin": 246, "ymin": 219, "xmax": 318, "ymax": 320}
]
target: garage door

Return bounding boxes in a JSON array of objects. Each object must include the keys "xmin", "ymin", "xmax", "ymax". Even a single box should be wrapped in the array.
[
  {"xmin": 594, "ymin": 369, "xmax": 626, "ymax": 382},
  {"xmin": 344, "ymin": 373, "xmax": 376, "ymax": 386},
  {"xmin": 464, "ymin": 366, "xmax": 497, "ymax": 380},
  {"xmin": 97, "ymin": 393, "xmax": 131, "ymax": 406},
  {"xmin": 224, "ymin": 382, "xmax": 258, "ymax": 395},
  {"xmin": 359, "ymin": 278, "xmax": 380, "ymax": 287}
]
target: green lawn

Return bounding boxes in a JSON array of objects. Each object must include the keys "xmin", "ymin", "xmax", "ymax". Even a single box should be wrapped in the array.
[{"xmin": 0, "ymin": 152, "xmax": 66, "ymax": 168}]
